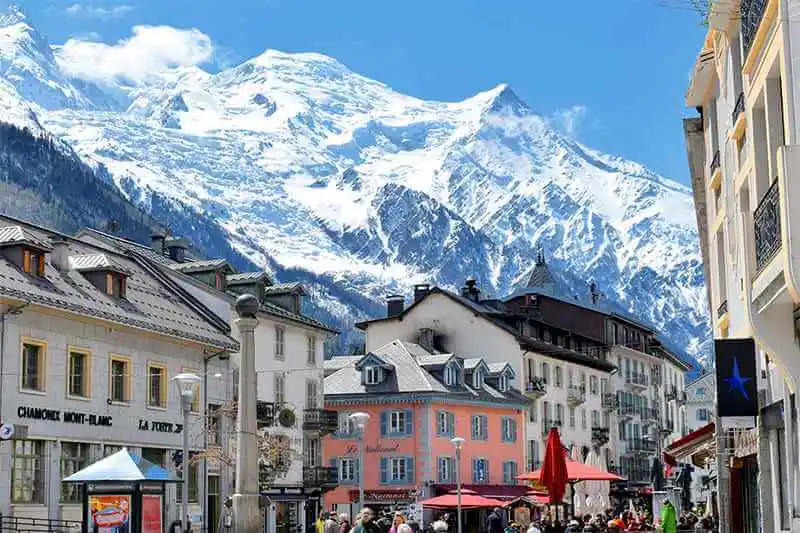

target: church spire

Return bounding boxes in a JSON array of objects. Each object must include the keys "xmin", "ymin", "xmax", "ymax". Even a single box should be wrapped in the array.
[{"xmin": 527, "ymin": 245, "xmax": 555, "ymax": 291}]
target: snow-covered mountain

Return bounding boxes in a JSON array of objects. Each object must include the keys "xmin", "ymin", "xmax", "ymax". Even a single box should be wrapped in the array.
[{"xmin": 0, "ymin": 6, "xmax": 710, "ymax": 365}]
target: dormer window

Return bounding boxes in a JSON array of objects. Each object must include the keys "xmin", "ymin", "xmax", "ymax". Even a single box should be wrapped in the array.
[
  {"xmin": 22, "ymin": 249, "xmax": 45, "ymax": 277},
  {"xmin": 498, "ymin": 375, "xmax": 509, "ymax": 392},
  {"xmin": 365, "ymin": 366, "xmax": 381, "ymax": 385},
  {"xmin": 444, "ymin": 364, "xmax": 458, "ymax": 386},
  {"xmin": 106, "ymin": 272, "xmax": 127, "ymax": 299},
  {"xmin": 69, "ymin": 254, "xmax": 131, "ymax": 300},
  {"xmin": 0, "ymin": 225, "xmax": 53, "ymax": 278},
  {"xmin": 215, "ymin": 271, "xmax": 226, "ymax": 291},
  {"xmin": 473, "ymin": 369, "xmax": 485, "ymax": 388}
]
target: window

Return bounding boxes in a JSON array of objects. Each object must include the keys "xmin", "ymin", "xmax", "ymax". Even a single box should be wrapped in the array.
[
  {"xmin": 306, "ymin": 379, "xmax": 318, "ymax": 409},
  {"xmin": 337, "ymin": 412, "xmax": 356, "ymax": 437},
  {"xmin": 380, "ymin": 457, "xmax": 414, "ymax": 484},
  {"xmin": 555, "ymin": 366, "xmax": 563, "ymax": 387},
  {"xmin": 12, "ymin": 440, "xmax": 43, "ymax": 503},
  {"xmin": 472, "ymin": 458, "xmax": 489, "ymax": 483},
  {"xmin": 365, "ymin": 366, "xmax": 381, "ymax": 385},
  {"xmin": 590, "ymin": 376, "xmax": 599, "ymax": 395},
  {"xmin": 274, "ymin": 373, "xmax": 285, "ymax": 406},
  {"xmin": 304, "ymin": 437, "xmax": 320, "ymax": 467},
  {"xmin": 182, "ymin": 367, "xmax": 201, "ymax": 412},
  {"xmin": 543, "ymin": 401, "xmax": 550, "ymax": 422},
  {"xmin": 208, "ymin": 404, "xmax": 221, "ymax": 445},
  {"xmin": 497, "ymin": 375, "xmax": 508, "ymax": 392},
  {"xmin": 67, "ymin": 348, "xmax": 90, "ymax": 398},
  {"xmin": 437, "ymin": 411, "xmax": 455, "ymax": 438},
  {"xmin": 568, "ymin": 370, "xmax": 574, "ymax": 387},
  {"xmin": 503, "ymin": 461, "xmax": 518, "ymax": 484},
  {"xmin": 501, "ymin": 417, "xmax": 517, "ymax": 443},
  {"xmin": 20, "ymin": 339, "xmax": 46, "ymax": 392},
  {"xmin": 338, "ymin": 457, "xmax": 358, "ymax": 483},
  {"xmin": 22, "ymin": 249, "xmax": 45, "ymax": 277},
  {"xmin": 569, "ymin": 406, "xmax": 576, "ymax": 428},
  {"xmin": 61, "ymin": 442, "xmax": 89, "ymax": 502},
  {"xmin": 471, "ymin": 415, "xmax": 488, "ymax": 440},
  {"xmin": 147, "ymin": 362, "xmax": 167, "ymax": 408},
  {"xmin": 141, "ymin": 448, "xmax": 164, "ymax": 466},
  {"xmin": 106, "ymin": 273, "xmax": 127, "ymax": 298},
  {"xmin": 274, "ymin": 326, "xmax": 285, "ymax": 360},
  {"xmin": 472, "ymin": 368, "xmax": 484, "ymax": 388},
  {"xmin": 529, "ymin": 399, "xmax": 538, "ymax": 423},
  {"xmin": 581, "ymin": 408, "xmax": 587, "ymax": 430},
  {"xmin": 109, "ymin": 355, "xmax": 131, "ymax": 402},
  {"xmin": 697, "ymin": 408, "xmax": 710, "ymax": 422},
  {"xmin": 381, "ymin": 410, "xmax": 413, "ymax": 437},
  {"xmin": 555, "ymin": 404, "xmax": 564, "ymax": 425},
  {"xmin": 306, "ymin": 335, "xmax": 317, "ymax": 365},
  {"xmin": 104, "ymin": 445, "xmax": 123, "ymax": 457},
  {"xmin": 696, "ymin": 387, "xmax": 706, "ymax": 397},
  {"xmin": 176, "ymin": 454, "xmax": 199, "ymax": 503},
  {"xmin": 215, "ymin": 271, "xmax": 225, "ymax": 291},
  {"xmin": 444, "ymin": 364, "xmax": 458, "ymax": 386},
  {"xmin": 542, "ymin": 362, "xmax": 550, "ymax": 384},
  {"xmin": 438, "ymin": 457, "xmax": 455, "ymax": 482},
  {"xmin": 591, "ymin": 410, "xmax": 600, "ymax": 427}
]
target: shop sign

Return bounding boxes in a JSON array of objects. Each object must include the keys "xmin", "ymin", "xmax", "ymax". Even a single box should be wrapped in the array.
[
  {"xmin": 17, "ymin": 406, "xmax": 112, "ymax": 426},
  {"xmin": 348, "ymin": 490, "xmax": 415, "ymax": 502},
  {"xmin": 345, "ymin": 442, "xmax": 400, "ymax": 454},
  {"xmin": 137, "ymin": 419, "xmax": 184, "ymax": 433}
]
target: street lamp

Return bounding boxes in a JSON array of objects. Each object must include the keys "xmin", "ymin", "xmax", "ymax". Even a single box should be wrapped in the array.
[
  {"xmin": 451, "ymin": 437, "xmax": 465, "ymax": 533},
  {"xmin": 349, "ymin": 412, "xmax": 371, "ymax": 508},
  {"xmin": 174, "ymin": 372, "xmax": 202, "ymax": 532}
]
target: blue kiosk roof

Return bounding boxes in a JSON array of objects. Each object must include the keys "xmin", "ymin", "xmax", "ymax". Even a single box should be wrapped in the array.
[{"xmin": 63, "ymin": 448, "xmax": 174, "ymax": 482}]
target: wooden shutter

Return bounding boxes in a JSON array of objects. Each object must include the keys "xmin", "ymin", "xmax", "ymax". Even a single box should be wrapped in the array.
[
  {"xmin": 481, "ymin": 415, "xmax": 488, "ymax": 439},
  {"xmin": 404, "ymin": 409, "xmax": 413, "ymax": 436},
  {"xmin": 448, "ymin": 412, "xmax": 455, "ymax": 437},
  {"xmin": 379, "ymin": 457, "xmax": 388, "ymax": 484},
  {"xmin": 511, "ymin": 419, "xmax": 517, "ymax": 442},
  {"xmin": 380, "ymin": 411, "xmax": 388, "ymax": 437},
  {"xmin": 355, "ymin": 457, "xmax": 360, "ymax": 484},
  {"xmin": 405, "ymin": 457, "xmax": 414, "ymax": 484},
  {"xmin": 22, "ymin": 249, "xmax": 31, "ymax": 273}
]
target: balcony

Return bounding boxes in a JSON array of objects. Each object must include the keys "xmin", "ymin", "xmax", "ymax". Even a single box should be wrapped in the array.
[
  {"xmin": 650, "ymin": 367, "xmax": 662, "ymax": 387},
  {"xmin": 591, "ymin": 426, "xmax": 610, "ymax": 447},
  {"xmin": 567, "ymin": 385, "xmax": 586, "ymax": 407},
  {"xmin": 665, "ymin": 385, "xmax": 678, "ymax": 402},
  {"xmin": 754, "ymin": 180, "xmax": 781, "ymax": 272},
  {"xmin": 717, "ymin": 299, "xmax": 729, "ymax": 319},
  {"xmin": 626, "ymin": 438, "xmax": 657, "ymax": 455},
  {"xmin": 678, "ymin": 391, "xmax": 687, "ymax": 405},
  {"xmin": 542, "ymin": 418, "xmax": 561, "ymax": 435},
  {"xmin": 662, "ymin": 418, "xmax": 675, "ymax": 435},
  {"xmin": 741, "ymin": 0, "xmax": 769, "ymax": 59},
  {"xmin": 303, "ymin": 409, "xmax": 338, "ymax": 435},
  {"xmin": 710, "ymin": 149, "xmax": 721, "ymax": 177},
  {"xmin": 618, "ymin": 403, "xmax": 637, "ymax": 419},
  {"xmin": 303, "ymin": 466, "xmax": 338, "ymax": 488},
  {"xmin": 625, "ymin": 372, "xmax": 648, "ymax": 391},
  {"xmin": 732, "ymin": 92, "xmax": 745, "ymax": 124},
  {"xmin": 619, "ymin": 467, "xmax": 651, "ymax": 483},
  {"xmin": 602, "ymin": 393, "xmax": 617, "ymax": 411},
  {"xmin": 525, "ymin": 377, "xmax": 547, "ymax": 399}
]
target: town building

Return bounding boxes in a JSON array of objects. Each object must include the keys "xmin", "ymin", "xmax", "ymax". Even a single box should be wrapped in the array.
[
  {"xmin": 684, "ymin": 0, "xmax": 800, "ymax": 530},
  {"xmin": 355, "ymin": 259, "xmax": 689, "ymax": 494},
  {"xmin": 78, "ymin": 228, "xmax": 340, "ymax": 533},
  {"xmin": 322, "ymin": 339, "xmax": 529, "ymax": 516},
  {"xmin": 0, "ymin": 216, "xmax": 237, "ymax": 527},
  {"xmin": 682, "ymin": 372, "xmax": 716, "ymax": 505}
]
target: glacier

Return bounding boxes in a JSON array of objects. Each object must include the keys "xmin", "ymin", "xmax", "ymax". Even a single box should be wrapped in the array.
[{"xmin": 0, "ymin": 6, "xmax": 710, "ymax": 366}]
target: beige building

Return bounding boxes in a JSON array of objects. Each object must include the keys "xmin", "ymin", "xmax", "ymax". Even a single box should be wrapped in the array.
[
  {"xmin": 0, "ymin": 216, "xmax": 237, "ymax": 528},
  {"xmin": 684, "ymin": 0, "xmax": 800, "ymax": 530}
]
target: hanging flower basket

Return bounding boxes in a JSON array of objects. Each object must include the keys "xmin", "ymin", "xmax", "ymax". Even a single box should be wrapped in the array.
[{"xmin": 278, "ymin": 408, "xmax": 296, "ymax": 428}]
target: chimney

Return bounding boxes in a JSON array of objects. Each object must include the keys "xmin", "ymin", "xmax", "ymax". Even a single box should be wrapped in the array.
[
  {"xmin": 414, "ymin": 283, "xmax": 431, "ymax": 303},
  {"xmin": 462, "ymin": 278, "xmax": 480, "ymax": 302},
  {"xmin": 50, "ymin": 237, "xmax": 70, "ymax": 271},
  {"xmin": 589, "ymin": 281, "xmax": 600, "ymax": 304},
  {"xmin": 417, "ymin": 328, "xmax": 435, "ymax": 352},
  {"xmin": 151, "ymin": 232, "xmax": 166, "ymax": 254},
  {"xmin": 165, "ymin": 237, "xmax": 188, "ymax": 263},
  {"xmin": 386, "ymin": 295, "xmax": 405, "ymax": 318}
]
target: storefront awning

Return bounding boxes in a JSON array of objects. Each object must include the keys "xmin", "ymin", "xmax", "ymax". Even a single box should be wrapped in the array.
[
  {"xmin": 665, "ymin": 423, "xmax": 716, "ymax": 467},
  {"xmin": 432, "ymin": 484, "xmax": 530, "ymax": 500}
]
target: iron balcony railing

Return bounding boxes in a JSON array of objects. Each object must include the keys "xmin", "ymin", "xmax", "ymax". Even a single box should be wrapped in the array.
[
  {"xmin": 567, "ymin": 385, "xmax": 587, "ymax": 406},
  {"xmin": 666, "ymin": 385, "xmax": 678, "ymax": 401},
  {"xmin": 618, "ymin": 403, "xmax": 638, "ymax": 418},
  {"xmin": 717, "ymin": 299, "xmax": 729, "ymax": 319},
  {"xmin": 602, "ymin": 392, "xmax": 617, "ymax": 411},
  {"xmin": 742, "ymin": 0, "xmax": 769, "ymax": 58},
  {"xmin": 525, "ymin": 377, "xmax": 547, "ymax": 398},
  {"xmin": 303, "ymin": 466, "xmax": 338, "ymax": 487},
  {"xmin": 732, "ymin": 92, "xmax": 745, "ymax": 123},
  {"xmin": 710, "ymin": 149, "xmax": 721, "ymax": 176},
  {"xmin": 626, "ymin": 438, "xmax": 657, "ymax": 455},
  {"xmin": 303, "ymin": 408, "xmax": 339, "ymax": 434},
  {"xmin": 619, "ymin": 467, "xmax": 651, "ymax": 483},
  {"xmin": 650, "ymin": 367, "xmax": 662, "ymax": 386},
  {"xmin": 663, "ymin": 418, "xmax": 676, "ymax": 433},
  {"xmin": 754, "ymin": 180, "xmax": 781, "ymax": 272},
  {"xmin": 542, "ymin": 418, "xmax": 561, "ymax": 435}
]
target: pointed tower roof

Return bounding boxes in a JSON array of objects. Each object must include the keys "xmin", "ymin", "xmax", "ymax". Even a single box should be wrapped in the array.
[{"xmin": 527, "ymin": 246, "xmax": 556, "ymax": 291}]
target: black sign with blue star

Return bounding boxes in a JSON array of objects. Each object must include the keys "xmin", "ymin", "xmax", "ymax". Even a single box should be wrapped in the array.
[{"xmin": 715, "ymin": 338, "xmax": 758, "ymax": 418}]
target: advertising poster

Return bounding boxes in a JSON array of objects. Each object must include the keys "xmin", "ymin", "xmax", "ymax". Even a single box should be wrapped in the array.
[
  {"xmin": 89, "ymin": 495, "xmax": 131, "ymax": 533},
  {"xmin": 142, "ymin": 494, "xmax": 163, "ymax": 533}
]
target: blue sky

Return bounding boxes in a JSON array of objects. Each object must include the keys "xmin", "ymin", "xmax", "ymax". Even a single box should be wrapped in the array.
[{"xmin": 21, "ymin": 0, "xmax": 707, "ymax": 184}]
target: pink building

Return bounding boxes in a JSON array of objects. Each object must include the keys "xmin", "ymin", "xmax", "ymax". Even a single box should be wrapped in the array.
[{"xmin": 323, "ymin": 340, "xmax": 529, "ymax": 513}]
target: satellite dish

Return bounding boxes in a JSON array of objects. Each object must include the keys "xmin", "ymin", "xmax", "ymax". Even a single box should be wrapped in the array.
[{"xmin": 0, "ymin": 423, "xmax": 14, "ymax": 440}]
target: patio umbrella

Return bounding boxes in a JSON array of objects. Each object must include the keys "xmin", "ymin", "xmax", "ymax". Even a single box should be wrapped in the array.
[
  {"xmin": 420, "ymin": 490, "xmax": 506, "ymax": 509},
  {"xmin": 539, "ymin": 427, "xmax": 569, "ymax": 507},
  {"xmin": 570, "ymin": 445, "xmax": 586, "ymax": 516},
  {"xmin": 517, "ymin": 458, "xmax": 623, "ymax": 482}
]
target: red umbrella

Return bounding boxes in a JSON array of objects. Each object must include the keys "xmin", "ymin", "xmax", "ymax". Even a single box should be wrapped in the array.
[
  {"xmin": 539, "ymin": 427, "xmax": 569, "ymax": 505},
  {"xmin": 420, "ymin": 490, "xmax": 506, "ymax": 509},
  {"xmin": 517, "ymin": 458, "xmax": 624, "ymax": 482}
]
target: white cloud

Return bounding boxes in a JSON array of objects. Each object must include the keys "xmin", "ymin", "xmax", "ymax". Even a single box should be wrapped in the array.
[
  {"xmin": 65, "ymin": 4, "xmax": 134, "ymax": 19},
  {"xmin": 56, "ymin": 25, "xmax": 214, "ymax": 85},
  {"xmin": 549, "ymin": 105, "xmax": 589, "ymax": 138}
]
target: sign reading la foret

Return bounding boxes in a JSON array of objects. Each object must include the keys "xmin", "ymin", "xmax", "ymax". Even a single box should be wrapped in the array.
[
  {"xmin": 137, "ymin": 419, "xmax": 183, "ymax": 434},
  {"xmin": 17, "ymin": 406, "xmax": 112, "ymax": 426}
]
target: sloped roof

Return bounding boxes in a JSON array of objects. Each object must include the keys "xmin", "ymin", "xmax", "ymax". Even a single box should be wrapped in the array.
[
  {"xmin": 264, "ymin": 282, "xmax": 307, "ymax": 295},
  {"xmin": 324, "ymin": 356, "xmax": 362, "ymax": 371},
  {"xmin": 69, "ymin": 253, "xmax": 132, "ymax": 275},
  {"xmin": 170, "ymin": 258, "xmax": 232, "ymax": 274},
  {"xmin": 63, "ymin": 448, "xmax": 173, "ymax": 482},
  {"xmin": 527, "ymin": 250, "xmax": 556, "ymax": 290},
  {"xmin": 0, "ymin": 216, "xmax": 237, "ymax": 350},
  {"xmin": 487, "ymin": 362, "xmax": 513, "ymax": 375},
  {"xmin": 0, "ymin": 225, "xmax": 53, "ymax": 251},
  {"xmin": 227, "ymin": 271, "xmax": 272, "ymax": 285},
  {"xmin": 417, "ymin": 354, "xmax": 455, "ymax": 368}
]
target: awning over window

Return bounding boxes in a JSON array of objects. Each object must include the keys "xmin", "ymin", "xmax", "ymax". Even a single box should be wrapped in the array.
[{"xmin": 664, "ymin": 423, "xmax": 716, "ymax": 467}]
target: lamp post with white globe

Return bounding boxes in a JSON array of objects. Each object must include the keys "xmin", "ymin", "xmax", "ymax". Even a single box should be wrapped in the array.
[
  {"xmin": 349, "ymin": 412, "xmax": 371, "ymax": 508},
  {"xmin": 451, "ymin": 436, "xmax": 465, "ymax": 533},
  {"xmin": 173, "ymin": 372, "xmax": 202, "ymax": 531}
]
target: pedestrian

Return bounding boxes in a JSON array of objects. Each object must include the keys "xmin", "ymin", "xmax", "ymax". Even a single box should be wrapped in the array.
[
  {"xmin": 325, "ymin": 512, "xmax": 339, "ymax": 533},
  {"xmin": 407, "ymin": 520, "xmax": 421, "ymax": 533},
  {"xmin": 431, "ymin": 521, "xmax": 448, "ymax": 533},
  {"xmin": 526, "ymin": 521, "xmax": 542, "ymax": 533},
  {"xmin": 339, "ymin": 514, "xmax": 351, "ymax": 533},
  {"xmin": 398, "ymin": 525, "xmax": 412, "ymax": 533},
  {"xmin": 317, "ymin": 514, "xmax": 327, "ymax": 533},
  {"xmin": 389, "ymin": 512, "xmax": 406, "ymax": 533},
  {"xmin": 488, "ymin": 507, "xmax": 504, "ymax": 533},
  {"xmin": 354, "ymin": 508, "xmax": 381, "ymax": 533}
]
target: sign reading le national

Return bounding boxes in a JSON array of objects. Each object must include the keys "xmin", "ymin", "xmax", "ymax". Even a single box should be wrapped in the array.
[{"xmin": 715, "ymin": 338, "xmax": 758, "ymax": 418}]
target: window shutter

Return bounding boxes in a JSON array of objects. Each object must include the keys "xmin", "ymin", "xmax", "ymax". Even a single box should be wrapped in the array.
[
  {"xmin": 404, "ymin": 409, "xmax": 413, "ymax": 436},
  {"xmin": 380, "ymin": 457, "xmax": 388, "ymax": 484},
  {"xmin": 484, "ymin": 459, "xmax": 489, "ymax": 483},
  {"xmin": 436, "ymin": 411, "xmax": 443, "ymax": 437},
  {"xmin": 406, "ymin": 457, "xmax": 414, "ymax": 484},
  {"xmin": 471, "ymin": 458, "xmax": 477, "ymax": 483},
  {"xmin": 482, "ymin": 415, "xmax": 488, "ymax": 440},
  {"xmin": 471, "ymin": 416, "xmax": 477, "ymax": 440},
  {"xmin": 503, "ymin": 461, "xmax": 509, "ymax": 483},
  {"xmin": 511, "ymin": 419, "xmax": 517, "ymax": 442},
  {"xmin": 380, "ymin": 411, "xmax": 388, "ymax": 437},
  {"xmin": 331, "ymin": 458, "xmax": 339, "ymax": 480},
  {"xmin": 355, "ymin": 458, "xmax": 360, "ymax": 483},
  {"xmin": 501, "ymin": 418, "xmax": 507, "ymax": 442}
]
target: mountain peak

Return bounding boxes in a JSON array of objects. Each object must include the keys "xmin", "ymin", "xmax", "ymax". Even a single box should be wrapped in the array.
[
  {"xmin": 0, "ymin": 5, "xmax": 26, "ymax": 27},
  {"xmin": 478, "ymin": 83, "xmax": 533, "ymax": 116}
]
